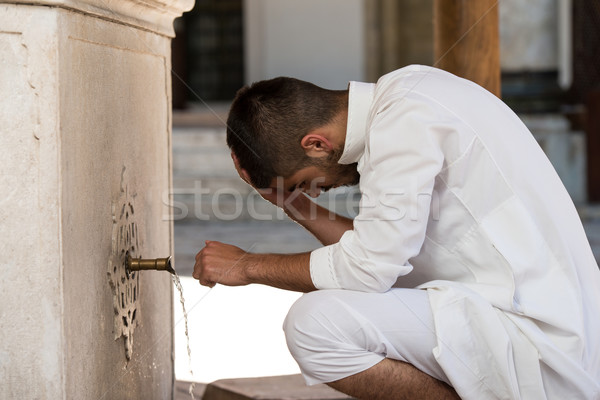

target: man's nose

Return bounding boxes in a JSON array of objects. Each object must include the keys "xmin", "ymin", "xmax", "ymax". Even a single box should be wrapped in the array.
[{"xmin": 306, "ymin": 188, "xmax": 321, "ymax": 198}]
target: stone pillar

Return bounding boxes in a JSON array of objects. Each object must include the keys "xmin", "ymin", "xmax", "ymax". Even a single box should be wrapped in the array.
[
  {"xmin": 433, "ymin": 0, "xmax": 501, "ymax": 96},
  {"xmin": 364, "ymin": 0, "xmax": 434, "ymax": 82},
  {"xmin": 0, "ymin": 1, "xmax": 193, "ymax": 399}
]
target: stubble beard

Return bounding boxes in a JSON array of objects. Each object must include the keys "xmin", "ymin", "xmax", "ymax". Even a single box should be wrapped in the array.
[{"xmin": 311, "ymin": 147, "xmax": 360, "ymax": 191}]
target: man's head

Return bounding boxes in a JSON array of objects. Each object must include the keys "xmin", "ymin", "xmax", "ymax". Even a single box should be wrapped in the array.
[{"xmin": 226, "ymin": 77, "xmax": 359, "ymax": 195}]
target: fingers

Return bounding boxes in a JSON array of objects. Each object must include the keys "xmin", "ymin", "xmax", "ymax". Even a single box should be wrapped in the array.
[
  {"xmin": 193, "ymin": 241, "xmax": 228, "ymax": 287},
  {"xmin": 193, "ymin": 241, "xmax": 248, "ymax": 288},
  {"xmin": 199, "ymin": 278, "xmax": 215, "ymax": 288},
  {"xmin": 193, "ymin": 241, "xmax": 213, "ymax": 286}
]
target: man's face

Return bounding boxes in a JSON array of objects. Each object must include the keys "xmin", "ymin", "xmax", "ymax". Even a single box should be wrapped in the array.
[
  {"xmin": 272, "ymin": 157, "xmax": 359, "ymax": 198},
  {"xmin": 232, "ymin": 147, "xmax": 359, "ymax": 198}
]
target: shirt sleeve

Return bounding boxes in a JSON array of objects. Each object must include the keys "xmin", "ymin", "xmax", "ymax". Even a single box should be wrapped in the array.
[{"xmin": 310, "ymin": 91, "xmax": 450, "ymax": 292}]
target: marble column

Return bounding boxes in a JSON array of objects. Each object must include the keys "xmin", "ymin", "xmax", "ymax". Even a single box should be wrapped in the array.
[{"xmin": 0, "ymin": 1, "xmax": 193, "ymax": 398}]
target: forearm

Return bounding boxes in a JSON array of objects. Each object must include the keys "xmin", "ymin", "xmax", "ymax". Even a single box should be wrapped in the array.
[
  {"xmin": 245, "ymin": 252, "xmax": 315, "ymax": 292},
  {"xmin": 284, "ymin": 193, "xmax": 354, "ymax": 245},
  {"xmin": 194, "ymin": 241, "xmax": 316, "ymax": 292}
]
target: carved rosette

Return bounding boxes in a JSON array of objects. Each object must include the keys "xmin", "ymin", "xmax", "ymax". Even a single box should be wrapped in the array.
[{"xmin": 108, "ymin": 172, "xmax": 143, "ymax": 361}]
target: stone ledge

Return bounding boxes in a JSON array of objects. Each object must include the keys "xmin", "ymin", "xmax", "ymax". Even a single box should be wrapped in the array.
[
  {"xmin": 578, "ymin": 204, "xmax": 600, "ymax": 221},
  {"xmin": 176, "ymin": 381, "xmax": 207, "ymax": 400},
  {"xmin": 202, "ymin": 374, "xmax": 354, "ymax": 400},
  {"xmin": 173, "ymin": 105, "xmax": 230, "ymax": 127},
  {"xmin": 9, "ymin": 0, "xmax": 194, "ymax": 37}
]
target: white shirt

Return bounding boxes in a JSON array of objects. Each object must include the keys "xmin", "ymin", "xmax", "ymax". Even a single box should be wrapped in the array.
[{"xmin": 310, "ymin": 65, "xmax": 600, "ymax": 399}]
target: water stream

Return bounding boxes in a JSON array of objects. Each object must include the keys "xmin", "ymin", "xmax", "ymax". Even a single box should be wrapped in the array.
[{"xmin": 172, "ymin": 272, "xmax": 197, "ymax": 400}]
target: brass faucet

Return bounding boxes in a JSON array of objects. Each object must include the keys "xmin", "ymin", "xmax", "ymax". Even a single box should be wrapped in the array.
[{"xmin": 126, "ymin": 255, "xmax": 174, "ymax": 274}]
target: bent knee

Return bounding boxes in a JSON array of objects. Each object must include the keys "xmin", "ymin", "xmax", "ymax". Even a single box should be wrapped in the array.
[
  {"xmin": 283, "ymin": 290, "xmax": 333, "ymax": 342},
  {"xmin": 283, "ymin": 290, "xmax": 360, "ymax": 357},
  {"xmin": 282, "ymin": 290, "xmax": 387, "ymax": 385}
]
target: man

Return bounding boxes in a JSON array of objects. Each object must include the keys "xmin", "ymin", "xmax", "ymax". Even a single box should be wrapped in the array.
[{"xmin": 193, "ymin": 65, "xmax": 600, "ymax": 399}]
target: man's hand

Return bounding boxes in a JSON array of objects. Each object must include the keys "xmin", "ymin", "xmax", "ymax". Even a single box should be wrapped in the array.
[
  {"xmin": 192, "ymin": 240, "xmax": 315, "ymax": 292},
  {"xmin": 193, "ymin": 241, "xmax": 251, "ymax": 288},
  {"xmin": 229, "ymin": 150, "xmax": 353, "ymax": 246},
  {"xmin": 231, "ymin": 151, "xmax": 313, "ymax": 219}
]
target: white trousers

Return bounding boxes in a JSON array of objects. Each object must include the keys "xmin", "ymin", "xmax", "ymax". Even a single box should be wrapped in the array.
[{"xmin": 283, "ymin": 288, "xmax": 450, "ymax": 386}]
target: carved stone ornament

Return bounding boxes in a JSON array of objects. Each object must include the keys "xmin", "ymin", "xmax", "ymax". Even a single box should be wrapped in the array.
[
  {"xmin": 107, "ymin": 167, "xmax": 143, "ymax": 361},
  {"xmin": 8, "ymin": 0, "xmax": 195, "ymax": 37}
]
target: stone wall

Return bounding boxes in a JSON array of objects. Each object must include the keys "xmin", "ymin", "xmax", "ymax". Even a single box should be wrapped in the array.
[
  {"xmin": 499, "ymin": 0, "xmax": 558, "ymax": 72},
  {"xmin": 0, "ymin": 1, "xmax": 192, "ymax": 398},
  {"xmin": 364, "ymin": 0, "xmax": 434, "ymax": 81},
  {"xmin": 244, "ymin": 0, "xmax": 365, "ymax": 89}
]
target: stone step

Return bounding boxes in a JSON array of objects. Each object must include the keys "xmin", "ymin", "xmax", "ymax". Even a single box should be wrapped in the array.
[
  {"xmin": 175, "ymin": 381, "xmax": 207, "ymax": 400},
  {"xmin": 174, "ymin": 176, "xmax": 250, "ymax": 193},
  {"xmin": 172, "ymin": 127, "xmax": 227, "ymax": 151},
  {"xmin": 173, "ymin": 104, "xmax": 230, "ymax": 128},
  {"xmin": 201, "ymin": 374, "xmax": 354, "ymax": 400},
  {"xmin": 172, "ymin": 126, "xmax": 231, "ymax": 180},
  {"xmin": 173, "ymin": 149, "xmax": 234, "ymax": 178}
]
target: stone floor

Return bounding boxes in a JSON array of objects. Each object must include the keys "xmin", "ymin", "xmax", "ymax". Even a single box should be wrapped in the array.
[
  {"xmin": 174, "ymin": 376, "xmax": 353, "ymax": 400},
  {"xmin": 200, "ymin": 375, "xmax": 353, "ymax": 400},
  {"xmin": 175, "ymin": 381, "xmax": 206, "ymax": 400}
]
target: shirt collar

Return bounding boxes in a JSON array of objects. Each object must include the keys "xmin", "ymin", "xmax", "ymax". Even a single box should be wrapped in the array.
[{"xmin": 338, "ymin": 81, "xmax": 375, "ymax": 165}]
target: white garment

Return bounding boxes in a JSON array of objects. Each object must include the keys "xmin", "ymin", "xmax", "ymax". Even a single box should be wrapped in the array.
[
  {"xmin": 283, "ymin": 288, "xmax": 448, "ymax": 385},
  {"xmin": 309, "ymin": 65, "xmax": 600, "ymax": 399}
]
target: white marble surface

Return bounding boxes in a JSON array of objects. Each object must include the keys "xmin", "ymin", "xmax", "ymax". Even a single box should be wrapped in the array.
[{"xmin": 0, "ymin": 2, "xmax": 190, "ymax": 399}]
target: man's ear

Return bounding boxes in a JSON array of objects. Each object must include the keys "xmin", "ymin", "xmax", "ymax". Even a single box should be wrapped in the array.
[
  {"xmin": 231, "ymin": 152, "xmax": 252, "ymax": 184},
  {"xmin": 231, "ymin": 151, "xmax": 241, "ymax": 168},
  {"xmin": 301, "ymin": 131, "xmax": 334, "ymax": 158}
]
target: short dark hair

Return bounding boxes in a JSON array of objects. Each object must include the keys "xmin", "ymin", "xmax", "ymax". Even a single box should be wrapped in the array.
[{"xmin": 226, "ymin": 77, "xmax": 346, "ymax": 188}]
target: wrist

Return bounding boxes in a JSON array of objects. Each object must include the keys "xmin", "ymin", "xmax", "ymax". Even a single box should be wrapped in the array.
[
  {"xmin": 240, "ymin": 252, "xmax": 315, "ymax": 292},
  {"xmin": 242, "ymin": 253, "xmax": 261, "ymax": 284}
]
